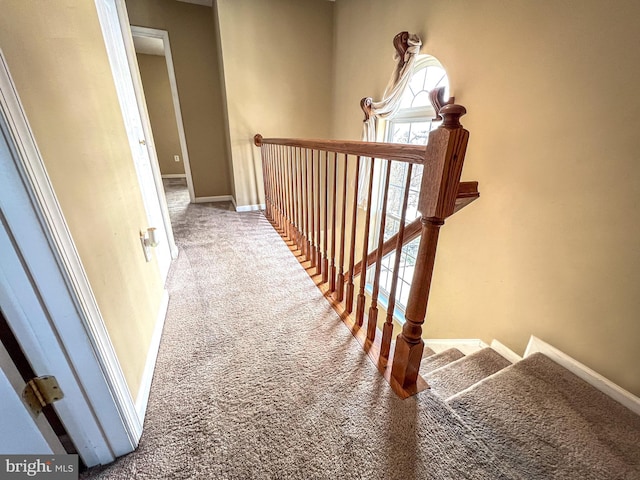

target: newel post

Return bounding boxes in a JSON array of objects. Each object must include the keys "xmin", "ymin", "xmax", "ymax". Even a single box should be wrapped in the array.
[{"xmin": 390, "ymin": 104, "xmax": 470, "ymax": 389}]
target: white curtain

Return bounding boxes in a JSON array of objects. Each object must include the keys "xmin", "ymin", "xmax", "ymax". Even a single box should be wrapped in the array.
[{"xmin": 358, "ymin": 33, "xmax": 422, "ymax": 206}]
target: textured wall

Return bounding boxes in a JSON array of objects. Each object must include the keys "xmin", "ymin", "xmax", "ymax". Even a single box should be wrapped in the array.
[
  {"xmin": 0, "ymin": 0, "xmax": 165, "ymax": 398},
  {"xmin": 215, "ymin": 0, "xmax": 334, "ymax": 207},
  {"xmin": 332, "ymin": 0, "xmax": 640, "ymax": 396}
]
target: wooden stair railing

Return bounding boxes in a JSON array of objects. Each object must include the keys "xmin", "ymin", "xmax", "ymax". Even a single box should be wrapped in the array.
[{"xmin": 254, "ymin": 103, "xmax": 477, "ymax": 398}]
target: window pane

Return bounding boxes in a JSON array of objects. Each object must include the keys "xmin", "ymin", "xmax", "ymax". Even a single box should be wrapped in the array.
[
  {"xmin": 389, "ymin": 161, "xmax": 407, "ymax": 188},
  {"xmin": 386, "ymin": 187, "xmax": 403, "ymax": 219},
  {"xmin": 424, "ymin": 67, "xmax": 447, "ymax": 91},
  {"xmin": 390, "ymin": 122, "xmax": 411, "ymax": 144},
  {"xmin": 407, "ymin": 121, "xmax": 431, "ymax": 145},
  {"xmin": 411, "ymin": 91, "xmax": 431, "ymax": 108},
  {"xmin": 408, "ymin": 68, "xmax": 426, "ymax": 97}
]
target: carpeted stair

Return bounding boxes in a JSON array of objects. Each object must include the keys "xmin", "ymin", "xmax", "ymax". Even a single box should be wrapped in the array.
[
  {"xmin": 420, "ymin": 347, "xmax": 464, "ymax": 373},
  {"xmin": 424, "ymin": 347, "xmax": 512, "ymax": 400},
  {"xmin": 422, "ymin": 346, "xmax": 436, "ymax": 358},
  {"xmin": 418, "ymin": 346, "xmax": 640, "ymax": 478}
]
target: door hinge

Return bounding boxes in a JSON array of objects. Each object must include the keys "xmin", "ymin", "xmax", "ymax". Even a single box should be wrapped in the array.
[{"xmin": 22, "ymin": 375, "xmax": 64, "ymax": 417}]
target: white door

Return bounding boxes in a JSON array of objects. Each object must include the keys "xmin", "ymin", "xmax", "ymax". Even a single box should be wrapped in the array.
[
  {"xmin": 95, "ymin": 0, "xmax": 174, "ymax": 282},
  {"xmin": 1, "ymin": 51, "xmax": 140, "ymax": 466},
  {"xmin": 0, "ymin": 320, "xmax": 65, "ymax": 455}
]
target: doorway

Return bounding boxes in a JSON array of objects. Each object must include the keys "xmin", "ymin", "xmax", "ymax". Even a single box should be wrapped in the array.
[{"xmin": 130, "ymin": 26, "xmax": 194, "ymax": 206}]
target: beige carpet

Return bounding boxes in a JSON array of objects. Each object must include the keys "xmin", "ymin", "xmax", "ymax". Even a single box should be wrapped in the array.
[
  {"xmin": 80, "ymin": 181, "xmax": 639, "ymax": 479},
  {"xmin": 448, "ymin": 353, "xmax": 640, "ymax": 480}
]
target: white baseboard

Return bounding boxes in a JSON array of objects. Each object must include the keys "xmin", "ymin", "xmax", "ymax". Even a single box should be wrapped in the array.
[
  {"xmin": 524, "ymin": 335, "xmax": 640, "ymax": 416},
  {"xmin": 135, "ymin": 289, "xmax": 169, "ymax": 422},
  {"xmin": 194, "ymin": 195, "xmax": 234, "ymax": 204},
  {"xmin": 490, "ymin": 339, "xmax": 522, "ymax": 364},
  {"xmin": 235, "ymin": 203, "xmax": 266, "ymax": 212},
  {"xmin": 161, "ymin": 174, "xmax": 187, "ymax": 179},
  {"xmin": 424, "ymin": 338, "xmax": 488, "ymax": 356}
]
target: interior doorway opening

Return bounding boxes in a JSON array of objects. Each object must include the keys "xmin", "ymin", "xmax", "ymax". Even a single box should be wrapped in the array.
[{"xmin": 130, "ymin": 26, "xmax": 195, "ymax": 204}]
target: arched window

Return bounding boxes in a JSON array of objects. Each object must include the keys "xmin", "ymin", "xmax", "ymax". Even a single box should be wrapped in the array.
[{"xmin": 373, "ymin": 55, "xmax": 449, "ymax": 319}]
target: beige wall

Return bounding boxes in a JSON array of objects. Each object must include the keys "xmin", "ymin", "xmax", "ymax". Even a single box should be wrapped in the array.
[
  {"xmin": 0, "ymin": 1, "xmax": 165, "ymax": 397},
  {"xmin": 215, "ymin": 0, "xmax": 334, "ymax": 207},
  {"xmin": 126, "ymin": 0, "xmax": 232, "ymax": 198},
  {"xmin": 137, "ymin": 53, "xmax": 185, "ymax": 176},
  {"xmin": 333, "ymin": 0, "xmax": 640, "ymax": 395}
]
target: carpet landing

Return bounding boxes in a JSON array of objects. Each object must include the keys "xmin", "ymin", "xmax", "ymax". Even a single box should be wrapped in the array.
[{"xmin": 81, "ymin": 183, "xmax": 640, "ymax": 479}]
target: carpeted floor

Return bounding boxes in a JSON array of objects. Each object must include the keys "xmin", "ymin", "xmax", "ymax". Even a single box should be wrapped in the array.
[
  {"xmin": 82, "ymin": 181, "xmax": 514, "ymax": 479},
  {"xmin": 81, "ymin": 180, "xmax": 640, "ymax": 479}
]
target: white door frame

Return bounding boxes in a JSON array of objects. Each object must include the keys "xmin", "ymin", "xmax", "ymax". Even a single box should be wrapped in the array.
[
  {"xmin": 128, "ymin": 24, "xmax": 196, "ymax": 203},
  {"xmin": 0, "ymin": 50, "xmax": 141, "ymax": 466}
]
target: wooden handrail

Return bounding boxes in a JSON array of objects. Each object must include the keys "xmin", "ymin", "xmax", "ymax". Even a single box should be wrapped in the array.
[{"xmin": 254, "ymin": 135, "xmax": 427, "ymax": 165}]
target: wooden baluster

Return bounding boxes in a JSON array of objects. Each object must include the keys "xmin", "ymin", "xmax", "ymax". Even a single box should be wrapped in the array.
[
  {"xmin": 335, "ymin": 154, "xmax": 348, "ymax": 302},
  {"xmin": 259, "ymin": 144, "xmax": 268, "ymax": 219},
  {"xmin": 285, "ymin": 146, "xmax": 294, "ymax": 242},
  {"xmin": 391, "ymin": 104, "xmax": 469, "ymax": 388},
  {"xmin": 355, "ymin": 157, "xmax": 376, "ymax": 327},
  {"xmin": 279, "ymin": 145, "xmax": 286, "ymax": 232},
  {"xmin": 309, "ymin": 150, "xmax": 317, "ymax": 268},
  {"xmin": 293, "ymin": 148, "xmax": 303, "ymax": 249},
  {"xmin": 266, "ymin": 145, "xmax": 273, "ymax": 223},
  {"xmin": 329, "ymin": 151, "xmax": 338, "ymax": 292},
  {"xmin": 302, "ymin": 148, "xmax": 309, "ymax": 259},
  {"xmin": 344, "ymin": 155, "xmax": 361, "ymax": 314},
  {"xmin": 282, "ymin": 145, "xmax": 289, "ymax": 239},
  {"xmin": 297, "ymin": 148, "xmax": 305, "ymax": 251},
  {"xmin": 275, "ymin": 145, "xmax": 283, "ymax": 232},
  {"xmin": 293, "ymin": 147, "xmax": 300, "ymax": 249},
  {"xmin": 315, "ymin": 150, "xmax": 322, "ymax": 276},
  {"xmin": 289, "ymin": 147, "xmax": 298, "ymax": 246},
  {"xmin": 274, "ymin": 144, "xmax": 282, "ymax": 230},
  {"xmin": 378, "ymin": 161, "xmax": 409, "ymax": 356},
  {"xmin": 322, "ymin": 150, "xmax": 329, "ymax": 283},
  {"xmin": 307, "ymin": 149, "xmax": 314, "ymax": 262}
]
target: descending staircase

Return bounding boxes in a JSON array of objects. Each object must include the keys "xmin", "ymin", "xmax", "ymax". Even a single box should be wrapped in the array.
[{"xmin": 419, "ymin": 342, "xmax": 640, "ymax": 479}]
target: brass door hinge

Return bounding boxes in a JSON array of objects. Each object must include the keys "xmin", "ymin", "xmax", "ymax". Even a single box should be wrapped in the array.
[{"xmin": 22, "ymin": 375, "xmax": 64, "ymax": 417}]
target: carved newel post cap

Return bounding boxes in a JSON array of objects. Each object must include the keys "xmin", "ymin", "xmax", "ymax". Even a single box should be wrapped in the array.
[
  {"xmin": 254, "ymin": 134, "xmax": 263, "ymax": 146},
  {"xmin": 440, "ymin": 104, "xmax": 467, "ymax": 129}
]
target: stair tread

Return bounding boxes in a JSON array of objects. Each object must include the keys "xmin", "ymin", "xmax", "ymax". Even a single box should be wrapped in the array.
[
  {"xmin": 447, "ymin": 352, "xmax": 640, "ymax": 479},
  {"xmin": 425, "ymin": 347, "xmax": 511, "ymax": 399},
  {"xmin": 420, "ymin": 348, "xmax": 464, "ymax": 374},
  {"xmin": 422, "ymin": 346, "xmax": 436, "ymax": 359}
]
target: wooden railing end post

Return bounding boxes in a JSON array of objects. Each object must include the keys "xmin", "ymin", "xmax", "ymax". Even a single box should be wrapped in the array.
[{"xmin": 439, "ymin": 103, "xmax": 466, "ymax": 129}]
